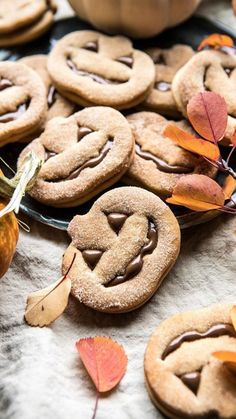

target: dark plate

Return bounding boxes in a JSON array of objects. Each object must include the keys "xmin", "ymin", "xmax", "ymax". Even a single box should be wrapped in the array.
[{"xmin": 0, "ymin": 16, "xmax": 235, "ymax": 230}]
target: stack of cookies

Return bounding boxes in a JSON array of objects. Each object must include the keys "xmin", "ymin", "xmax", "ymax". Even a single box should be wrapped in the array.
[{"xmin": 0, "ymin": 0, "xmax": 57, "ymax": 47}]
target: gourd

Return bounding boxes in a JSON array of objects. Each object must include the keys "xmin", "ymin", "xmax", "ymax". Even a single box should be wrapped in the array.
[
  {"xmin": 68, "ymin": 0, "xmax": 202, "ymax": 38},
  {"xmin": 0, "ymin": 194, "xmax": 19, "ymax": 279}
]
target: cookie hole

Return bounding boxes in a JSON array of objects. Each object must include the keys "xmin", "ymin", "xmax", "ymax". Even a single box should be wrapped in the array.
[
  {"xmin": 116, "ymin": 55, "xmax": 133, "ymax": 68},
  {"xmin": 82, "ymin": 40, "xmax": 98, "ymax": 52},
  {"xmin": 0, "ymin": 100, "xmax": 29, "ymax": 123},
  {"xmin": 177, "ymin": 369, "xmax": 202, "ymax": 395},
  {"xmin": 154, "ymin": 81, "xmax": 171, "ymax": 92},
  {"xmin": 82, "ymin": 249, "xmax": 103, "ymax": 270},
  {"xmin": 44, "ymin": 149, "xmax": 57, "ymax": 162},
  {"xmin": 77, "ymin": 125, "xmax": 93, "ymax": 142},
  {"xmin": 0, "ymin": 78, "xmax": 13, "ymax": 91},
  {"xmin": 153, "ymin": 53, "xmax": 166, "ymax": 65},
  {"xmin": 107, "ymin": 213, "xmax": 129, "ymax": 234},
  {"xmin": 223, "ymin": 67, "xmax": 234, "ymax": 77},
  {"xmin": 47, "ymin": 85, "xmax": 57, "ymax": 108}
]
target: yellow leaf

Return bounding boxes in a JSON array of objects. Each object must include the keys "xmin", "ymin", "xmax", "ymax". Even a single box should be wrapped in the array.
[
  {"xmin": 222, "ymin": 175, "xmax": 236, "ymax": 200},
  {"xmin": 25, "ymin": 276, "xmax": 71, "ymax": 327},
  {"xmin": 231, "ymin": 306, "xmax": 236, "ymax": 332}
]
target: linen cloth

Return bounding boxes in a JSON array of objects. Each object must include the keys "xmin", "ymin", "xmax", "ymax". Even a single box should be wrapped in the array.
[{"xmin": 0, "ymin": 1, "xmax": 236, "ymax": 419}]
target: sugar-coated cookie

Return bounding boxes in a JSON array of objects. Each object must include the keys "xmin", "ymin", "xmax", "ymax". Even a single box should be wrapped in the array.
[
  {"xmin": 0, "ymin": 0, "xmax": 57, "ymax": 47},
  {"xmin": 143, "ymin": 45, "xmax": 194, "ymax": 116},
  {"xmin": 20, "ymin": 55, "xmax": 76, "ymax": 122},
  {"xmin": 123, "ymin": 112, "xmax": 217, "ymax": 199},
  {"xmin": 62, "ymin": 186, "xmax": 180, "ymax": 313},
  {"xmin": 48, "ymin": 30, "xmax": 155, "ymax": 110},
  {"xmin": 0, "ymin": 61, "xmax": 47, "ymax": 146},
  {"xmin": 172, "ymin": 50, "xmax": 236, "ymax": 141},
  {"xmin": 144, "ymin": 303, "xmax": 236, "ymax": 419},
  {"xmin": 17, "ymin": 107, "xmax": 134, "ymax": 207}
]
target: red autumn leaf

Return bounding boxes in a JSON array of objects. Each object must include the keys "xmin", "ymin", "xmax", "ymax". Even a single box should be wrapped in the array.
[
  {"xmin": 166, "ymin": 174, "xmax": 225, "ymax": 211},
  {"xmin": 76, "ymin": 336, "xmax": 127, "ymax": 392},
  {"xmin": 222, "ymin": 175, "xmax": 236, "ymax": 200},
  {"xmin": 213, "ymin": 351, "xmax": 236, "ymax": 375},
  {"xmin": 164, "ymin": 124, "xmax": 220, "ymax": 161},
  {"xmin": 231, "ymin": 306, "xmax": 236, "ymax": 332},
  {"xmin": 198, "ymin": 33, "xmax": 234, "ymax": 51},
  {"xmin": 187, "ymin": 92, "xmax": 228, "ymax": 143}
]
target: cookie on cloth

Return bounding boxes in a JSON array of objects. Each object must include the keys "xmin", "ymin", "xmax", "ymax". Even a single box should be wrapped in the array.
[
  {"xmin": 142, "ymin": 45, "xmax": 194, "ymax": 116},
  {"xmin": 144, "ymin": 303, "xmax": 236, "ymax": 419},
  {"xmin": 172, "ymin": 50, "xmax": 236, "ymax": 141},
  {"xmin": 17, "ymin": 107, "xmax": 134, "ymax": 207},
  {"xmin": 20, "ymin": 55, "xmax": 76, "ymax": 123},
  {"xmin": 122, "ymin": 112, "xmax": 216, "ymax": 199},
  {"xmin": 0, "ymin": 0, "xmax": 57, "ymax": 47},
  {"xmin": 0, "ymin": 61, "xmax": 47, "ymax": 147},
  {"xmin": 62, "ymin": 186, "xmax": 180, "ymax": 313},
  {"xmin": 47, "ymin": 30, "xmax": 155, "ymax": 110}
]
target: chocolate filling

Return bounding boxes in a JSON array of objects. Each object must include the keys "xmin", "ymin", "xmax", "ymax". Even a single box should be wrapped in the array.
[
  {"xmin": 135, "ymin": 143, "xmax": 192, "ymax": 174},
  {"xmin": 105, "ymin": 219, "xmax": 157, "ymax": 287},
  {"xmin": 0, "ymin": 78, "xmax": 13, "ymax": 91},
  {"xmin": 67, "ymin": 58, "xmax": 126, "ymax": 85},
  {"xmin": 47, "ymin": 85, "xmax": 57, "ymax": 107},
  {"xmin": 155, "ymin": 81, "xmax": 171, "ymax": 92},
  {"xmin": 162, "ymin": 323, "xmax": 236, "ymax": 360},
  {"xmin": 82, "ymin": 249, "xmax": 103, "ymax": 270},
  {"xmin": 116, "ymin": 56, "xmax": 133, "ymax": 68},
  {"xmin": 178, "ymin": 371, "xmax": 201, "ymax": 395},
  {"xmin": 153, "ymin": 53, "xmax": 166, "ymax": 65},
  {"xmin": 107, "ymin": 213, "xmax": 128, "ymax": 234},
  {"xmin": 77, "ymin": 126, "xmax": 93, "ymax": 141},
  {"xmin": 82, "ymin": 40, "xmax": 98, "ymax": 52},
  {"xmin": 224, "ymin": 67, "xmax": 234, "ymax": 77},
  {"xmin": 0, "ymin": 102, "xmax": 28, "ymax": 123}
]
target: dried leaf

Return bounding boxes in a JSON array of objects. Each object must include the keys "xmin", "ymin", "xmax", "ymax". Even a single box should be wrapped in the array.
[
  {"xmin": 231, "ymin": 306, "xmax": 236, "ymax": 331},
  {"xmin": 187, "ymin": 92, "xmax": 228, "ymax": 143},
  {"xmin": 233, "ymin": 0, "xmax": 236, "ymax": 16},
  {"xmin": 222, "ymin": 175, "xmax": 236, "ymax": 199},
  {"xmin": 164, "ymin": 125, "xmax": 220, "ymax": 161},
  {"xmin": 198, "ymin": 33, "xmax": 234, "ymax": 51},
  {"xmin": 230, "ymin": 129, "xmax": 236, "ymax": 146},
  {"xmin": 25, "ymin": 276, "xmax": 71, "ymax": 327},
  {"xmin": 76, "ymin": 336, "xmax": 128, "ymax": 392},
  {"xmin": 25, "ymin": 253, "xmax": 76, "ymax": 327},
  {"xmin": 166, "ymin": 174, "xmax": 225, "ymax": 211},
  {"xmin": 213, "ymin": 351, "xmax": 236, "ymax": 375}
]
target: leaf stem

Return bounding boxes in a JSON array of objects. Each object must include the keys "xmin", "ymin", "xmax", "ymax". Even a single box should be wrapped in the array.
[{"xmin": 91, "ymin": 391, "xmax": 99, "ymax": 419}]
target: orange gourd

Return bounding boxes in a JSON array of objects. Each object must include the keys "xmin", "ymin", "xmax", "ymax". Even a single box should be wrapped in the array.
[{"xmin": 0, "ymin": 171, "xmax": 19, "ymax": 279}]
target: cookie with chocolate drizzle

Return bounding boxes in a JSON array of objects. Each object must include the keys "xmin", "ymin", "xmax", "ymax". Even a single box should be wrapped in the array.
[
  {"xmin": 142, "ymin": 45, "xmax": 194, "ymax": 117},
  {"xmin": 0, "ymin": 61, "xmax": 47, "ymax": 147},
  {"xmin": 145, "ymin": 303, "xmax": 236, "ymax": 419},
  {"xmin": 20, "ymin": 55, "xmax": 76, "ymax": 123},
  {"xmin": 123, "ymin": 112, "xmax": 216, "ymax": 199},
  {"xmin": 62, "ymin": 186, "xmax": 180, "ymax": 313},
  {"xmin": 172, "ymin": 50, "xmax": 236, "ymax": 142},
  {"xmin": 17, "ymin": 106, "xmax": 134, "ymax": 207},
  {"xmin": 0, "ymin": 0, "xmax": 57, "ymax": 47},
  {"xmin": 47, "ymin": 30, "xmax": 155, "ymax": 110}
]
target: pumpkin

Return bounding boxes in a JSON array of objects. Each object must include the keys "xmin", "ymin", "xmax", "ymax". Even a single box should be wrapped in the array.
[
  {"xmin": 0, "ymin": 197, "xmax": 19, "ymax": 279},
  {"xmin": 68, "ymin": 0, "xmax": 202, "ymax": 38}
]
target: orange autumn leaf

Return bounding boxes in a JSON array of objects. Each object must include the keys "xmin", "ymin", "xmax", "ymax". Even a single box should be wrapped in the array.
[
  {"xmin": 76, "ymin": 336, "xmax": 128, "ymax": 392},
  {"xmin": 164, "ymin": 124, "xmax": 220, "ymax": 161},
  {"xmin": 198, "ymin": 33, "xmax": 234, "ymax": 51},
  {"xmin": 213, "ymin": 351, "xmax": 236, "ymax": 375},
  {"xmin": 231, "ymin": 306, "xmax": 236, "ymax": 331},
  {"xmin": 187, "ymin": 92, "xmax": 228, "ymax": 143},
  {"xmin": 166, "ymin": 174, "xmax": 225, "ymax": 212},
  {"xmin": 230, "ymin": 128, "xmax": 236, "ymax": 146},
  {"xmin": 222, "ymin": 175, "xmax": 236, "ymax": 199},
  {"xmin": 233, "ymin": 0, "xmax": 236, "ymax": 16}
]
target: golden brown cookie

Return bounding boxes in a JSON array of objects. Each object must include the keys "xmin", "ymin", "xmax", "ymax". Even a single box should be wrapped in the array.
[
  {"xmin": 172, "ymin": 50, "xmax": 236, "ymax": 141},
  {"xmin": 47, "ymin": 30, "xmax": 155, "ymax": 110},
  {"xmin": 62, "ymin": 186, "xmax": 180, "ymax": 313},
  {"xmin": 142, "ymin": 45, "xmax": 194, "ymax": 116},
  {"xmin": 17, "ymin": 107, "xmax": 134, "ymax": 207},
  {"xmin": 0, "ymin": 61, "xmax": 47, "ymax": 147},
  {"xmin": 123, "ymin": 112, "xmax": 217, "ymax": 199},
  {"xmin": 20, "ymin": 55, "xmax": 76, "ymax": 123},
  {"xmin": 144, "ymin": 303, "xmax": 236, "ymax": 419},
  {"xmin": 0, "ymin": 0, "xmax": 57, "ymax": 47}
]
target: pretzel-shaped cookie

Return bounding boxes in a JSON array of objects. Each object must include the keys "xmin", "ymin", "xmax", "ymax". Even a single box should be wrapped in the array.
[
  {"xmin": 172, "ymin": 50, "xmax": 236, "ymax": 141},
  {"xmin": 145, "ymin": 304, "xmax": 236, "ymax": 418},
  {"xmin": 0, "ymin": 61, "xmax": 47, "ymax": 146},
  {"xmin": 63, "ymin": 187, "xmax": 180, "ymax": 313},
  {"xmin": 48, "ymin": 30, "xmax": 155, "ymax": 109},
  {"xmin": 17, "ymin": 107, "xmax": 134, "ymax": 207}
]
